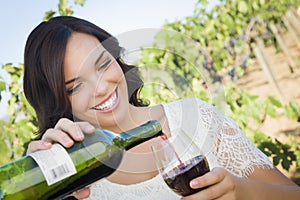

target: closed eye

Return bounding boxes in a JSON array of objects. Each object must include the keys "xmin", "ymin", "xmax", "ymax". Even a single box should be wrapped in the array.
[
  {"xmin": 97, "ymin": 58, "xmax": 113, "ymax": 71},
  {"xmin": 67, "ymin": 83, "xmax": 82, "ymax": 95}
]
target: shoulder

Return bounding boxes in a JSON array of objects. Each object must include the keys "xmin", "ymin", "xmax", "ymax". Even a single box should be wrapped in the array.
[
  {"xmin": 166, "ymin": 98, "xmax": 220, "ymax": 116},
  {"xmin": 162, "ymin": 97, "xmax": 220, "ymax": 118},
  {"xmin": 162, "ymin": 98, "xmax": 221, "ymax": 130},
  {"xmin": 163, "ymin": 97, "xmax": 211, "ymax": 108}
]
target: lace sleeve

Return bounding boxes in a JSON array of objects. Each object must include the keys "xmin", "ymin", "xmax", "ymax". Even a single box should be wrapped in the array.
[
  {"xmin": 213, "ymin": 111, "xmax": 274, "ymax": 177},
  {"xmin": 196, "ymin": 98, "xmax": 274, "ymax": 177},
  {"xmin": 163, "ymin": 98, "xmax": 274, "ymax": 178}
]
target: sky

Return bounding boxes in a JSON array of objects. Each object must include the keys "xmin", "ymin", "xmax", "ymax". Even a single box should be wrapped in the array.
[
  {"xmin": 0, "ymin": 0, "xmax": 201, "ymax": 64},
  {"xmin": 0, "ymin": 0, "xmax": 202, "ymax": 118}
]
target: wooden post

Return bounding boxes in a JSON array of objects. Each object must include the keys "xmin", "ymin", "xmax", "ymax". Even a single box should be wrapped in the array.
[
  {"xmin": 290, "ymin": 7, "xmax": 300, "ymax": 20},
  {"xmin": 269, "ymin": 24, "xmax": 297, "ymax": 73},
  {"xmin": 282, "ymin": 15, "xmax": 300, "ymax": 49},
  {"xmin": 253, "ymin": 39, "xmax": 286, "ymax": 103},
  {"xmin": 286, "ymin": 8, "xmax": 300, "ymax": 35}
]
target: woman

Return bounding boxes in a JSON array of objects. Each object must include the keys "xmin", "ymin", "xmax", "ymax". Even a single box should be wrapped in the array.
[{"xmin": 24, "ymin": 16, "xmax": 300, "ymax": 199}]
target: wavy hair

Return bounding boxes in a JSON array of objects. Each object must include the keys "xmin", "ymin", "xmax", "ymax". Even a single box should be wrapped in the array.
[{"xmin": 23, "ymin": 16, "xmax": 148, "ymax": 137}]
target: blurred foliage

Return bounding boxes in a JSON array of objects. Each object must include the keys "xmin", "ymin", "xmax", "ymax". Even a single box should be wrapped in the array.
[
  {"xmin": 1, "ymin": 0, "xmax": 300, "ymax": 177},
  {"xmin": 43, "ymin": 0, "xmax": 86, "ymax": 21},
  {"xmin": 138, "ymin": 0, "xmax": 300, "ymax": 172},
  {"xmin": 0, "ymin": 0, "xmax": 86, "ymax": 165},
  {"xmin": 0, "ymin": 63, "xmax": 37, "ymax": 164}
]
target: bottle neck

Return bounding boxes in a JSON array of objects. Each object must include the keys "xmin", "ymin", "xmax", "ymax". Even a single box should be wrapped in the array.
[{"xmin": 114, "ymin": 120, "xmax": 162, "ymax": 151}]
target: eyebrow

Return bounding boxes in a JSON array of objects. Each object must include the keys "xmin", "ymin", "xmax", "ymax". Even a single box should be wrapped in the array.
[
  {"xmin": 65, "ymin": 77, "xmax": 80, "ymax": 85},
  {"xmin": 94, "ymin": 50, "xmax": 106, "ymax": 66},
  {"xmin": 65, "ymin": 50, "xmax": 107, "ymax": 85}
]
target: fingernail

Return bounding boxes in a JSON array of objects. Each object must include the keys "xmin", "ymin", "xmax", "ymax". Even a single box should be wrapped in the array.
[
  {"xmin": 63, "ymin": 137, "xmax": 73, "ymax": 144},
  {"xmin": 190, "ymin": 180, "xmax": 198, "ymax": 188},
  {"xmin": 43, "ymin": 142, "xmax": 52, "ymax": 148},
  {"xmin": 77, "ymin": 130, "xmax": 84, "ymax": 139},
  {"xmin": 43, "ymin": 142, "xmax": 52, "ymax": 147},
  {"xmin": 75, "ymin": 125, "xmax": 84, "ymax": 139},
  {"xmin": 86, "ymin": 124, "xmax": 95, "ymax": 131}
]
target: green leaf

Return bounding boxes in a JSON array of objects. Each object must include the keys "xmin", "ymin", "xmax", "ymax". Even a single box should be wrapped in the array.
[
  {"xmin": 238, "ymin": 1, "xmax": 248, "ymax": 14},
  {"xmin": 286, "ymin": 151, "xmax": 296, "ymax": 161},
  {"xmin": 43, "ymin": 10, "xmax": 56, "ymax": 21},
  {"xmin": 58, "ymin": 0, "xmax": 74, "ymax": 16},
  {"xmin": 254, "ymin": 131, "xmax": 269, "ymax": 143},
  {"xmin": 296, "ymin": 151, "xmax": 300, "ymax": 166},
  {"xmin": 284, "ymin": 105, "xmax": 297, "ymax": 119},
  {"xmin": 74, "ymin": 0, "xmax": 86, "ymax": 6},
  {"xmin": 266, "ymin": 102, "xmax": 276, "ymax": 118},
  {"xmin": 0, "ymin": 140, "xmax": 12, "ymax": 165},
  {"xmin": 223, "ymin": 14, "xmax": 234, "ymax": 30},
  {"xmin": 282, "ymin": 158, "xmax": 292, "ymax": 171},
  {"xmin": 252, "ymin": 1, "xmax": 259, "ymax": 11},
  {"xmin": 197, "ymin": 0, "xmax": 209, "ymax": 6},
  {"xmin": 259, "ymin": 0, "xmax": 265, "ymax": 6},
  {"xmin": 290, "ymin": 101, "xmax": 300, "ymax": 116},
  {"xmin": 0, "ymin": 81, "xmax": 6, "ymax": 91},
  {"xmin": 273, "ymin": 156, "xmax": 280, "ymax": 166},
  {"xmin": 284, "ymin": 101, "xmax": 300, "ymax": 119},
  {"xmin": 3, "ymin": 63, "xmax": 14, "ymax": 73},
  {"xmin": 267, "ymin": 96, "xmax": 282, "ymax": 107},
  {"xmin": 265, "ymin": 142, "xmax": 279, "ymax": 154}
]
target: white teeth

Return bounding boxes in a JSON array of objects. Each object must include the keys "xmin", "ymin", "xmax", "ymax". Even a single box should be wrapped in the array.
[{"xmin": 94, "ymin": 92, "xmax": 117, "ymax": 110}]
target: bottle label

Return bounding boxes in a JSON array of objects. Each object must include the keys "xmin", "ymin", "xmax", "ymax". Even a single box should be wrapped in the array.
[{"xmin": 29, "ymin": 143, "xmax": 77, "ymax": 185}]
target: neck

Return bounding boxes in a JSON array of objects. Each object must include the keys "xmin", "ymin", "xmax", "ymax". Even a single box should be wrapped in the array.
[
  {"xmin": 101, "ymin": 104, "xmax": 166, "ymax": 134},
  {"xmin": 96, "ymin": 105, "xmax": 150, "ymax": 133}
]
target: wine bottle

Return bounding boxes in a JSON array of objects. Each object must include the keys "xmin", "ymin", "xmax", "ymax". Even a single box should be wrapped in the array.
[{"xmin": 0, "ymin": 120, "xmax": 162, "ymax": 200}]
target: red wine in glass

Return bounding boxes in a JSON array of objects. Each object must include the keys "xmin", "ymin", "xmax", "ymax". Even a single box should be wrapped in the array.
[
  {"xmin": 163, "ymin": 155, "xmax": 209, "ymax": 196},
  {"xmin": 160, "ymin": 133, "xmax": 210, "ymax": 196}
]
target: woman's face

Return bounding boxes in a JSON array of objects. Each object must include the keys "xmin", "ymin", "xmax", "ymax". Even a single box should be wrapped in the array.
[{"xmin": 64, "ymin": 32, "xmax": 129, "ymax": 128}]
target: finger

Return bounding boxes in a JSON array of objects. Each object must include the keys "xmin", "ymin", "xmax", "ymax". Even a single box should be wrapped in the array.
[
  {"xmin": 54, "ymin": 118, "xmax": 85, "ymax": 141},
  {"xmin": 190, "ymin": 167, "xmax": 226, "ymax": 189},
  {"xmin": 42, "ymin": 120, "xmax": 95, "ymax": 148},
  {"xmin": 76, "ymin": 121, "xmax": 95, "ymax": 134},
  {"xmin": 182, "ymin": 182, "xmax": 226, "ymax": 200},
  {"xmin": 186, "ymin": 168, "xmax": 236, "ymax": 200},
  {"xmin": 42, "ymin": 128, "xmax": 75, "ymax": 148},
  {"xmin": 199, "ymin": 180, "xmax": 231, "ymax": 200},
  {"xmin": 26, "ymin": 140, "xmax": 52, "ymax": 154},
  {"xmin": 54, "ymin": 119, "xmax": 95, "ymax": 140},
  {"xmin": 73, "ymin": 187, "xmax": 90, "ymax": 199}
]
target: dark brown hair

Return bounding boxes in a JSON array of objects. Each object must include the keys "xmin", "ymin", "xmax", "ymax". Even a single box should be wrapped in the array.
[{"xmin": 23, "ymin": 16, "xmax": 148, "ymax": 137}]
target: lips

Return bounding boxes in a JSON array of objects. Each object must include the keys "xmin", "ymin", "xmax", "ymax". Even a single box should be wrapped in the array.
[{"xmin": 92, "ymin": 91, "xmax": 117, "ymax": 111}]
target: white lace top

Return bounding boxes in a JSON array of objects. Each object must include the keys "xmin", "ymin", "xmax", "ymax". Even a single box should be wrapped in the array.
[{"xmin": 86, "ymin": 98, "xmax": 273, "ymax": 200}]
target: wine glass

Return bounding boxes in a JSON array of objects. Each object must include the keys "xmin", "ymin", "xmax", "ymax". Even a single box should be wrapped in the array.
[{"xmin": 151, "ymin": 128, "xmax": 210, "ymax": 197}]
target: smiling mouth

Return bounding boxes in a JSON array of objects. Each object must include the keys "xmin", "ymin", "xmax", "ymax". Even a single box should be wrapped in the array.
[{"xmin": 92, "ymin": 91, "xmax": 117, "ymax": 111}]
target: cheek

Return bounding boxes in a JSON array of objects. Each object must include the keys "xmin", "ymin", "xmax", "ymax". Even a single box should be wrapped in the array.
[
  {"xmin": 114, "ymin": 64, "xmax": 129, "ymax": 91},
  {"xmin": 108, "ymin": 61, "xmax": 125, "ymax": 80},
  {"xmin": 69, "ymin": 94, "xmax": 90, "ymax": 114}
]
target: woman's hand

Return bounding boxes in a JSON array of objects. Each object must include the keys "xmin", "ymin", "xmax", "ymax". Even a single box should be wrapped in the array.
[
  {"xmin": 26, "ymin": 118, "xmax": 95, "ymax": 199},
  {"xmin": 182, "ymin": 167, "xmax": 242, "ymax": 200},
  {"xmin": 26, "ymin": 118, "xmax": 95, "ymax": 154}
]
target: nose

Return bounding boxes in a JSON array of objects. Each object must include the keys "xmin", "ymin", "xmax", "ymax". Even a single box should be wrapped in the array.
[{"xmin": 91, "ymin": 73, "xmax": 109, "ymax": 97}]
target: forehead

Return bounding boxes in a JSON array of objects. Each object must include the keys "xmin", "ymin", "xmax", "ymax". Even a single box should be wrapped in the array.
[{"xmin": 64, "ymin": 32, "xmax": 105, "ymax": 77}]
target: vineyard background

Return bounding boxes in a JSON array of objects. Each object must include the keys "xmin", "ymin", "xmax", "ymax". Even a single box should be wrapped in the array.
[
  {"xmin": 235, "ymin": 7, "xmax": 300, "ymax": 183},
  {"xmin": 0, "ymin": 0, "xmax": 300, "ymax": 186},
  {"xmin": 237, "ymin": 9, "xmax": 300, "ymax": 143}
]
